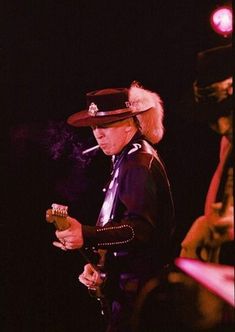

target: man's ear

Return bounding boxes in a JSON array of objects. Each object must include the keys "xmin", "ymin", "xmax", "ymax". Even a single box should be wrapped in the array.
[{"xmin": 124, "ymin": 118, "xmax": 135, "ymax": 132}]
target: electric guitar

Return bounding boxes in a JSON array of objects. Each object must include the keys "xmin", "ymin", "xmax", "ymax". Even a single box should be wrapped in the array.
[{"xmin": 45, "ymin": 203, "xmax": 111, "ymax": 320}]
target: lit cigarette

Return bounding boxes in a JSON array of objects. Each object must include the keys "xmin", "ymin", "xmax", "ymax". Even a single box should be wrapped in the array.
[{"xmin": 82, "ymin": 145, "xmax": 99, "ymax": 155}]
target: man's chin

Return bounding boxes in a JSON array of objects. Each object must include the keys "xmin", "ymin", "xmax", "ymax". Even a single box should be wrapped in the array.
[{"xmin": 101, "ymin": 148, "xmax": 112, "ymax": 156}]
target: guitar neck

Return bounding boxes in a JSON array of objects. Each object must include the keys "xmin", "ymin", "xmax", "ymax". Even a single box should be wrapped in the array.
[
  {"xmin": 220, "ymin": 167, "xmax": 233, "ymax": 216},
  {"xmin": 220, "ymin": 194, "xmax": 233, "ymax": 216}
]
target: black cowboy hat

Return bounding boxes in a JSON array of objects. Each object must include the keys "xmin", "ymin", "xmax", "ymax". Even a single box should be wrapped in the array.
[
  {"xmin": 196, "ymin": 44, "xmax": 232, "ymax": 87},
  {"xmin": 180, "ymin": 43, "xmax": 232, "ymax": 124},
  {"xmin": 67, "ymin": 87, "xmax": 151, "ymax": 127}
]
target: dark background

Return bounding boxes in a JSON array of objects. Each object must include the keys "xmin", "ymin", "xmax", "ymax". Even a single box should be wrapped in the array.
[{"xmin": 3, "ymin": 1, "xmax": 232, "ymax": 331}]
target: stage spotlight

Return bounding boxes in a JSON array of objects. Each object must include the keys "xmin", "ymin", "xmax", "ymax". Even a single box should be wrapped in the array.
[{"xmin": 210, "ymin": 6, "xmax": 233, "ymax": 37}]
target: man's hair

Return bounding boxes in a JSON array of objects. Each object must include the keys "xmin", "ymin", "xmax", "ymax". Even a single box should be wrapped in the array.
[{"xmin": 129, "ymin": 84, "xmax": 164, "ymax": 144}]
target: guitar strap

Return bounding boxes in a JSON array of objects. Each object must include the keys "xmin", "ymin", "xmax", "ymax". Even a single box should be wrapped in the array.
[{"xmin": 205, "ymin": 137, "xmax": 232, "ymax": 215}]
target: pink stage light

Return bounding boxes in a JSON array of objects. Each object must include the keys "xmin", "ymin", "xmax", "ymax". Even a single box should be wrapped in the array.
[
  {"xmin": 175, "ymin": 258, "xmax": 235, "ymax": 307},
  {"xmin": 210, "ymin": 6, "xmax": 233, "ymax": 37}
]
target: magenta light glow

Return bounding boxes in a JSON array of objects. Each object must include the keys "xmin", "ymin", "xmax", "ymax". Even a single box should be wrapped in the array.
[
  {"xmin": 175, "ymin": 257, "xmax": 235, "ymax": 307},
  {"xmin": 210, "ymin": 6, "xmax": 233, "ymax": 36}
]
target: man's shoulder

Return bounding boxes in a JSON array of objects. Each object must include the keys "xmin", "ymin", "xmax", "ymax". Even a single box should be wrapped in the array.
[
  {"xmin": 122, "ymin": 139, "xmax": 158, "ymax": 168},
  {"xmin": 127, "ymin": 138, "xmax": 155, "ymax": 156}
]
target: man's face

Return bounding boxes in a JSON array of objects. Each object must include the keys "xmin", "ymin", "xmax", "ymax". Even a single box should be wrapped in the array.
[
  {"xmin": 208, "ymin": 78, "xmax": 233, "ymax": 137},
  {"xmin": 91, "ymin": 118, "xmax": 135, "ymax": 155},
  {"xmin": 209, "ymin": 114, "xmax": 233, "ymax": 137}
]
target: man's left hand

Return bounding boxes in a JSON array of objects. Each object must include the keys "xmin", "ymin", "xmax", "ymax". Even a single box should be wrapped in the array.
[{"xmin": 53, "ymin": 217, "xmax": 84, "ymax": 250}]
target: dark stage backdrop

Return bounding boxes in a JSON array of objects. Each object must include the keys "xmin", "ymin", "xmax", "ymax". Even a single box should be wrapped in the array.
[{"xmin": 3, "ymin": 1, "xmax": 230, "ymax": 332}]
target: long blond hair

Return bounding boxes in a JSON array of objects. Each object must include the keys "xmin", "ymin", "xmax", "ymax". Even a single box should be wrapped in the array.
[{"xmin": 128, "ymin": 83, "xmax": 164, "ymax": 144}]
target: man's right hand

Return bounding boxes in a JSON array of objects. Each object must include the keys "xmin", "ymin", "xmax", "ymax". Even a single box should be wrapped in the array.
[{"xmin": 78, "ymin": 264, "xmax": 103, "ymax": 289}]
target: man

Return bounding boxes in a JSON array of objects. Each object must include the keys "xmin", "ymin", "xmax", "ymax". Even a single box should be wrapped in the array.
[
  {"xmin": 180, "ymin": 44, "xmax": 233, "ymax": 264},
  {"xmin": 50, "ymin": 82, "xmax": 175, "ymax": 331},
  {"xmin": 134, "ymin": 45, "xmax": 234, "ymax": 332}
]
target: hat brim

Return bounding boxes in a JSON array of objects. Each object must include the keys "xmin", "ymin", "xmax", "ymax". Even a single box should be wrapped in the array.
[
  {"xmin": 179, "ymin": 89, "xmax": 233, "ymax": 124},
  {"xmin": 67, "ymin": 107, "xmax": 150, "ymax": 127}
]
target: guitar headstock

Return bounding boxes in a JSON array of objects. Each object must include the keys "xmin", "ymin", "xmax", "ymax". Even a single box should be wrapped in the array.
[{"xmin": 46, "ymin": 203, "xmax": 70, "ymax": 231}]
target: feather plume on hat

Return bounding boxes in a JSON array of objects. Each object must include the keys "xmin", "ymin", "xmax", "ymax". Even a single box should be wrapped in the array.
[{"xmin": 129, "ymin": 83, "xmax": 164, "ymax": 144}]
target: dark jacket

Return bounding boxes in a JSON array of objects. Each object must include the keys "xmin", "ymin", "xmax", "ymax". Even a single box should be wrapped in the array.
[{"xmin": 82, "ymin": 133, "xmax": 174, "ymax": 298}]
